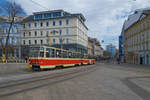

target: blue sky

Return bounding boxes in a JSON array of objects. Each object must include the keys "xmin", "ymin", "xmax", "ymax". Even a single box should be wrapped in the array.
[
  {"xmin": 2, "ymin": 0, "xmax": 150, "ymax": 49},
  {"xmin": 0, "ymin": 0, "xmax": 8, "ymax": 15}
]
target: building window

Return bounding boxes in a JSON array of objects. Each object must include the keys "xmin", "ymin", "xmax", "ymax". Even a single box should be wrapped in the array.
[
  {"xmin": 59, "ymin": 29, "xmax": 62, "ymax": 35},
  {"xmin": 46, "ymin": 21, "xmax": 49, "ymax": 27},
  {"xmin": 40, "ymin": 22, "xmax": 43, "ymax": 27},
  {"xmin": 29, "ymin": 40, "xmax": 31, "ymax": 45},
  {"xmin": 8, "ymin": 38, "xmax": 12, "ymax": 44},
  {"xmin": 147, "ymin": 32, "xmax": 149, "ymax": 40},
  {"xmin": 47, "ymin": 39, "xmax": 49, "ymax": 44},
  {"xmin": 41, "ymin": 40, "xmax": 43, "ymax": 44},
  {"xmin": 6, "ymin": 28, "xmax": 8, "ymax": 33},
  {"xmin": 147, "ymin": 22, "xmax": 150, "ymax": 28},
  {"xmin": 53, "ymin": 30, "xmax": 56, "ymax": 35},
  {"xmin": 66, "ymin": 38, "xmax": 69, "ymax": 44},
  {"xmin": 59, "ymin": 39, "xmax": 61, "ymax": 43},
  {"xmin": 41, "ymin": 31, "xmax": 43, "ymax": 36},
  {"xmin": 66, "ymin": 19, "xmax": 69, "ymax": 25},
  {"xmin": 23, "ymin": 32, "xmax": 25, "ymax": 37},
  {"xmin": 59, "ymin": 20, "xmax": 62, "ymax": 26},
  {"xmin": 34, "ymin": 23, "xmax": 37, "ymax": 27},
  {"xmin": 11, "ymin": 28, "xmax": 14, "ymax": 33},
  {"xmin": 2, "ymin": 38, "xmax": 6, "ymax": 44},
  {"xmin": 29, "ymin": 32, "xmax": 31, "ymax": 36},
  {"xmin": 23, "ymin": 40, "xmax": 25, "ymax": 45},
  {"xmin": 53, "ymin": 39, "xmax": 55, "ymax": 44},
  {"xmin": 35, "ymin": 40, "xmax": 37, "ymax": 44},
  {"xmin": 53, "ymin": 21, "xmax": 55, "ymax": 26},
  {"xmin": 66, "ymin": 29, "xmax": 69, "ymax": 35},
  {"xmin": 28, "ymin": 23, "xmax": 31, "ymax": 28},
  {"xmin": 35, "ymin": 31, "xmax": 37, "ymax": 36},
  {"xmin": 23, "ymin": 24, "xmax": 25, "ymax": 28},
  {"xmin": 146, "ymin": 42, "xmax": 149, "ymax": 50},
  {"xmin": 13, "ymin": 37, "xmax": 16, "ymax": 44},
  {"xmin": 46, "ymin": 31, "xmax": 49, "ymax": 36}
]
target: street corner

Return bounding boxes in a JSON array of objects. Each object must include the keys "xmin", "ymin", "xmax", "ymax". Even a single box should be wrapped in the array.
[
  {"xmin": 130, "ymin": 76, "xmax": 150, "ymax": 93},
  {"xmin": 122, "ymin": 76, "xmax": 150, "ymax": 100}
]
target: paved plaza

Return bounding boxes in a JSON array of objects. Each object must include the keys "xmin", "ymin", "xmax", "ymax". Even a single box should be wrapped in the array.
[{"xmin": 0, "ymin": 63, "xmax": 150, "ymax": 100}]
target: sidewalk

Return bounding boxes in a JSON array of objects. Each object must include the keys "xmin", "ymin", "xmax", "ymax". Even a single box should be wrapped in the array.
[
  {"xmin": 0, "ymin": 63, "xmax": 28, "ymax": 76},
  {"xmin": 118, "ymin": 63, "xmax": 150, "ymax": 69},
  {"xmin": 104, "ymin": 61, "xmax": 150, "ymax": 73}
]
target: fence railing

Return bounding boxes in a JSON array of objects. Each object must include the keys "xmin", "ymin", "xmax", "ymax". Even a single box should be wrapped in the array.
[{"xmin": 0, "ymin": 58, "xmax": 28, "ymax": 63}]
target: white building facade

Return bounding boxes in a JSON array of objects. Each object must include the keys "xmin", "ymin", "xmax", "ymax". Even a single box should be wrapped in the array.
[{"xmin": 20, "ymin": 10, "xmax": 88, "ymax": 57}]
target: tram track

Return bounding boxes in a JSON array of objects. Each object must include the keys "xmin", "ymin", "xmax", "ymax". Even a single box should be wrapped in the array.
[{"xmin": 0, "ymin": 65, "xmax": 97, "ymax": 98}]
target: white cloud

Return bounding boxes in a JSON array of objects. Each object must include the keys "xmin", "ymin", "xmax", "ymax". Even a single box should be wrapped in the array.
[{"xmin": 10, "ymin": 0, "xmax": 150, "ymax": 48}]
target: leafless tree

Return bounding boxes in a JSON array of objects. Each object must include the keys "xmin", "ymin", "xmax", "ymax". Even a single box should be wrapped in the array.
[{"xmin": 0, "ymin": 1, "xmax": 24, "ymax": 59}]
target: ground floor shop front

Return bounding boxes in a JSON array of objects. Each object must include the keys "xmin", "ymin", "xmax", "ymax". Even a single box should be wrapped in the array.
[{"xmin": 125, "ymin": 51, "xmax": 150, "ymax": 65}]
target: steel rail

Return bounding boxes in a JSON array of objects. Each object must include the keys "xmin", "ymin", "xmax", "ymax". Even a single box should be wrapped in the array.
[
  {"xmin": 0, "ymin": 66, "xmax": 93, "ymax": 88},
  {"xmin": 0, "ymin": 65, "xmax": 90, "ymax": 87}
]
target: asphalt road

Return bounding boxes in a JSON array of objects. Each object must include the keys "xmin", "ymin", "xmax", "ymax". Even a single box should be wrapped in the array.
[{"xmin": 0, "ymin": 63, "xmax": 150, "ymax": 100}]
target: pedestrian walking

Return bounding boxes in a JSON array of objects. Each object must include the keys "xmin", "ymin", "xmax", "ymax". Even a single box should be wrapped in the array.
[{"xmin": 117, "ymin": 58, "xmax": 120, "ymax": 64}]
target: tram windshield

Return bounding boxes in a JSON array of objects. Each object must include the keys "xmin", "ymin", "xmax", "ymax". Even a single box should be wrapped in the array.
[
  {"xmin": 29, "ymin": 47, "xmax": 40, "ymax": 57},
  {"xmin": 29, "ymin": 47, "xmax": 45, "ymax": 57}
]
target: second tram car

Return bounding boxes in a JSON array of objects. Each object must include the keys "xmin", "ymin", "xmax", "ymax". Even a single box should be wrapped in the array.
[{"xmin": 27, "ymin": 46, "xmax": 95, "ymax": 70}]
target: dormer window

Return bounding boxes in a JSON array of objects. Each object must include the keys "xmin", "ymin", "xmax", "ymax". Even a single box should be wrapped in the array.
[
  {"xmin": 34, "ymin": 14, "xmax": 42, "ymax": 20},
  {"xmin": 134, "ymin": 11, "xmax": 138, "ymax": 14},
  {"xmin": 34, "ymin": 12, "xmax": 62, "ymax": 20}
]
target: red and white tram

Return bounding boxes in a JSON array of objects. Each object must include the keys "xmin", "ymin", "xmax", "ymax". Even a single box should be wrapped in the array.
[{"xmin": 27, "ymin": 46, "xmax": 95, "ymax": 71}]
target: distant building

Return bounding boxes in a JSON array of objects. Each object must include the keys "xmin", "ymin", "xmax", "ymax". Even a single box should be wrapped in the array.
[
  {"xmin": 106, "ymin": 44, "xmax": 116, "ymax": 58},
  {"xmin": 21, "ymin": 10, "xmax": 88, "ymax": 57},
  {"xmin": 122, "ymin": 8, "xmax": 150, "ymax": 64},
  {"xmin": 0, "ymin": 16, "xmax": 24, "ymax": 58},
  {"xmin": 88, "ymin": 37, "xmax": 93, "ymax": 56},
  {"xmin": 88, "ymin": 37, "xmax": 103, "ymax": 58}
]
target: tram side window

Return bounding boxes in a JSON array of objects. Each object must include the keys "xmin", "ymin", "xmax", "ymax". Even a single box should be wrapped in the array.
[
  {"xmin": 77, "ymin": 53, "xmax": 79, "ymax": 58},
  {"xmin": 81, "ymin": 53, "xmax": 84, "ymax": 58},
  {"xmin": 63, "ymin": 51, "xmax": 68, "ymax": 58},
  {"xmin": 68, "ymin": 52, "xmax": 72, "ymax": 58},
  {"xmin": 56, "ymin": 50, "xmax": 61, "ymax": 57},
  {"xmin": 51, "ymin": 49, "xmax": 55, "ymax": 57},
  {"xmin": 84, "ymin": 55, "xmax": 88, "ymax": 59},
  {"xmin": 46, "ymin": 48, "xmax": 55, "ymax": 57},
  {"xmin": 40, "ymin": 47, "xmax": 44, "ymax": 57},
  {"xmin": 46, "ymin": 48, "xmax": 50, "ymax": 57},
  {"xmin": 72, "ymin": 53, "xmax": 76, "ymax": 58}
]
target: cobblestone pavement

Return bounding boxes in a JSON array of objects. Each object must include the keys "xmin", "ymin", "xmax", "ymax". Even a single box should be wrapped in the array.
[{"xmin": 1, "ymin": 63, "xmax": 150, "ymax": 100}]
